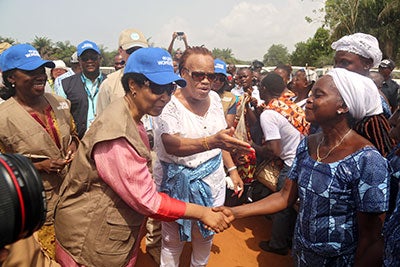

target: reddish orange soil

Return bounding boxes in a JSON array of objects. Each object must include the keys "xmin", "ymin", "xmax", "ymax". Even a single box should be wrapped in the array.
[{"xmin": 136, "ymin": 215, "xmax": 295, "ymax": 267}]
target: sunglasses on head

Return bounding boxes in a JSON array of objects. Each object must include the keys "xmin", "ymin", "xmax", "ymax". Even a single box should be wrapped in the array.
[
  {"xmin": 80, "ymin": 54, "xmax": 100, "ymax": 62},
  {"xmin": 183, "ymin": 68, "xmax": 216, "ymax": 82},
  {"xmin": 145, "ymin": 81, "xmax": 177, "ymax": 96},
  {"xmin": 125, "ymin": 46, "xmax": 142, "ymax": 55}
]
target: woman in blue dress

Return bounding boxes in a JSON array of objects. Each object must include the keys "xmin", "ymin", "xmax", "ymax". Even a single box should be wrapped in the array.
[{"xmin": 217, "ymin": 68, "xmax": 390, "ymax": 266}]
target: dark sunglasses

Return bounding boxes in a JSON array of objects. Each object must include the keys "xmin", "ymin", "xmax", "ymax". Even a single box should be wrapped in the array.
[
  {"xmin": 114, "ymin": 60, "xmax": 125, "ymax": 65},
  {"xmin": 183, "ymin": 68, "xmax": 216, "ymax": 82},
  {"xmin": 125, "ymin": 46, "xmax": 142, "ymax": 55},
  {"xmin": 80, "ymin": 54, "xmax": 100, "ymax": 62},
  {"xmin": 145, "ymin": 81, "xmax": 177, "ymax": 96}
]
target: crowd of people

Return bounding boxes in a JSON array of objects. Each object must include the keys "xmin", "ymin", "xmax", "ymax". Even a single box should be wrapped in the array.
[{"xmin": 0, "ymin": 29, "xmax": 399, "ymax": 267}]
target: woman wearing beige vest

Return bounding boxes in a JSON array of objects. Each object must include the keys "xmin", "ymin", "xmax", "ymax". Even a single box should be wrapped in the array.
[
  {"xmin": 54, "ymin": 48, "xmax": 252, "ymax": 267},
  {"xmin": 0, "ymin": 44, "xmax": 79, "ymax": 266}
]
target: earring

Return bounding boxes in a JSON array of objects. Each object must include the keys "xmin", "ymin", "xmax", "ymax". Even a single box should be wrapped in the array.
[
  {"xmin": 11, "ymin": 83, "xmax": 15, "ymax": 88},
  {"xmin": 337, "ymin": 110, "xmax": 342, "ymax": 115},
  {"xmin": 131, "ymin": 91, "xmax": 136, "ymax": 97}
]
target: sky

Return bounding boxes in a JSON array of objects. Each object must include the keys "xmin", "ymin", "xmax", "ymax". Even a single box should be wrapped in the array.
[{"xmin": 0, "ymin": 0, "xmax": 325, "ymax": 61}]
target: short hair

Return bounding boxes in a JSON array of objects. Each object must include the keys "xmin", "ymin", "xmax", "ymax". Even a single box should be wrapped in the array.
[
  {"xmin": 178, "ymin": 46, "xmax": 213, "ymax": 74},
  {"xmin": 121, "ymin": 72, "xmax": 147, "ymax": 93},
  {"xmin": 260, "ymin": 72, "xmax": 285, "ymax": 97},
  {"xmin": 275, "ymin": 64, "xmax": 292, "ymax": 78}
]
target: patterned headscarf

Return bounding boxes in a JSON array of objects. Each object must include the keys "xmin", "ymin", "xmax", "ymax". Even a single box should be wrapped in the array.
[
  {"xmin": 331, "ymin": 33, "xmax": 382, "ymax": 68},
  {"xmin": 327, "ymin": 68, "xmax": 382, "ymax": 120}
]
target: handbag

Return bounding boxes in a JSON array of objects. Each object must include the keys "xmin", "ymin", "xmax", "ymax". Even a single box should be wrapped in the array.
[
  {"xmin": 231, "ymin": 95, "xmax": 257, "ymax": 184},
  {"xmin": 254, "ymin": 158, "xmax": 283, "ymax": 192}
]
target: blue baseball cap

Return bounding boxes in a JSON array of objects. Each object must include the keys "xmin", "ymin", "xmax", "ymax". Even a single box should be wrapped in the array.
[
  {"xmin": 214, "ymin": 59, "xmax": 227, "ymax": 76},
  {"xmin": 124, "ymin": 47, "xmax": 186, "ymax": 87},
  {"xmin": 77, "ymin": 40, "xmax": 101, "ymax": 57},
  {"xmin": 0, "ymin": 44, "xmax": 55, "ymax": 72}
]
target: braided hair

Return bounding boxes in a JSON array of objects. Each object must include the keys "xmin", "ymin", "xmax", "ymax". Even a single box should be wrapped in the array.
[{"xmin": 354, "ymin": 113, "xmax": 395, "ymax": 157}]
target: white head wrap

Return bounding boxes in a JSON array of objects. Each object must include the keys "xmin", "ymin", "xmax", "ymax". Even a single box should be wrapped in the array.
[
  {"xmin": 326, "ymin": 68, "xmax": 382, "ymax": 120},
  {"xmin": 331, "ymin": 33, "xmax": 382, "ymax": 68}
]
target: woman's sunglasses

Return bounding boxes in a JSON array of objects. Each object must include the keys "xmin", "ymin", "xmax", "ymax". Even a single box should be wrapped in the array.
[
  {"xmin": 183, "ymin": 68, "xmax": 216, "ymax": 82},
  {"xmin": 145, "ymin": 81, "xmax": 177, "ymax": 96}
]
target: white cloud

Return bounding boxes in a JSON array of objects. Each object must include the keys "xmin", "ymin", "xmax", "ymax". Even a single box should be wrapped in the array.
[
  {"xmin": 195, "ymin": 1, "xmax": 323, "ymax": 61},
  {"xmin": 0, "ymin": 0, "xmax": 324, "ymax": 62}
]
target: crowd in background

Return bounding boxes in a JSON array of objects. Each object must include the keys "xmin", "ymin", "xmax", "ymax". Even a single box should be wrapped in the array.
[{"xmin": 0, "ymin": 29, "xmax": 400, "ymax": 267}]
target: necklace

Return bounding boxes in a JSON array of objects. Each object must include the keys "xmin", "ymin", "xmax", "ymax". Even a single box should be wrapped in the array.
[{"xmin": 316, "ymin": 129, "xmax": 352, "ymax": 162}]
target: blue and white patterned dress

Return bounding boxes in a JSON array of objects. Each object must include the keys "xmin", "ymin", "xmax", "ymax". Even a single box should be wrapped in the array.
[{"xmin": 288, "ymin": 137, "xmax": 390, "ymax": 266}]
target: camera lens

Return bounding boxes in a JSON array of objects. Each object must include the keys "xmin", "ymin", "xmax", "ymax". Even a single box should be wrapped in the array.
[{"xmin": 0, "ymin": 154, "xmax": 46, "ymax": 247}]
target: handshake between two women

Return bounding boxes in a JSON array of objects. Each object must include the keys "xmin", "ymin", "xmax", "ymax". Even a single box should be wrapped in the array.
[{"xmin": 191, "ymin": 204, "xmax": 235, "ymax": 233}]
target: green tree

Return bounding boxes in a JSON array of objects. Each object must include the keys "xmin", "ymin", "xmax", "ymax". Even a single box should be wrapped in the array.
[
  {"xmin": 212, "ymin": 48, "xmax": 236, "ymax": 64},
  {"xmin": 0, "ymin": 37, "xmax": 16, "ymax": 45},
  {"xmin": 376, "ymin": 0, "xmax": 400, "ymax": 59},
  {"xmin": 323, "ymin": 0, "xmax": 400, "ymax": 62},
  {"xmin": 290, "ymin": 42, "xmax": 311, "ymax": 66},
  {"xmin": 52, "ymin": 41, "xmax": 76, "ymax": 65},
  {"xmin": 32, "ymin": 36, "xmax": 54, "ymax": 60},
  {"xmin": 263, "ymin": 44, "xmax": 290, "ymax": 66}
]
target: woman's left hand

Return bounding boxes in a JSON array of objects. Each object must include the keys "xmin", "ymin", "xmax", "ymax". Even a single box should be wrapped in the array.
[
  {"xmin": 229, "ymin": 170, "xmax": 244, "ymax": 198},
  {"xmin": 65, "ymin": 140, "xmax": 78, "ymax": 163}
]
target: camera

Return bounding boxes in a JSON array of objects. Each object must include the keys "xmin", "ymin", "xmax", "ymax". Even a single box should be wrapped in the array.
[
  {"xmin": 176, "ymin": 32, "xmax": 184, "ymax": 41},
  {"xmin": 0, "ymin": 154, "xmax": 46, "ymax": 248}
]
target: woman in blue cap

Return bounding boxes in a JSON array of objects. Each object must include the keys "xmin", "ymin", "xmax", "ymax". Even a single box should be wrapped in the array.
[
  {"xmin": 54, "ymin": 47, "xmax": 250, "ymax": 267},
  {"xmin": 212, "ymin": 58, "xmax": 237, "ymax": 128},
  {"xmin": 0, "ymin": 44, "xmax": 79, "ymax": 266}
]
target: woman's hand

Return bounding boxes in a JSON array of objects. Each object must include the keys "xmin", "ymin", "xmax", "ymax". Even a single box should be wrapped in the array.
[
  {"xmin": 65, "ymin": 140, "xmax": 78, "ymax": 163},
  {"xmin": 210, "ymin": 128, "xmax": 255, "ymax": 155},
  {"xmin": 229, "ymin": 170, "xmax": 244, "ymax": 198},
  {"xmin": 34, "ymin": 158, "xmax": 68, "ymax": 174}
]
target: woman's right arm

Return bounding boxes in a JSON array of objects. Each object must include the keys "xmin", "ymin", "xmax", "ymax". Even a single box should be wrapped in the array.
[
  {"xmin": 215, "ymin": 179, "xmax": 298, "ymax": 219},
  {"xmin": 93, "ymin": 138, "xmax": 232, "ymax": 232}
]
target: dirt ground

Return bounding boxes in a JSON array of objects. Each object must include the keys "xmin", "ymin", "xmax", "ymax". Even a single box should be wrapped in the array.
[{"xmin": 136, "ymin": 215, "xmax": 295, "ymax": 267}]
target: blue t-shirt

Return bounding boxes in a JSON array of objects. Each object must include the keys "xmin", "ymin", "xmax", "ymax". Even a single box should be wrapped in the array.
[{"xmin": 288, "ymin": 137, "xmax": 389, "ymax": 259}]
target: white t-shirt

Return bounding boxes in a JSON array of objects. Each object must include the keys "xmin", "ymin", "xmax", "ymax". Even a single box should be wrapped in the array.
[
  {"xmin": 153, "ymin": 90, "xmax": 226, "ymax": 201},
  {"xmin": 259, "ymin": 109, "xmax": 303, "ymax": 166}
]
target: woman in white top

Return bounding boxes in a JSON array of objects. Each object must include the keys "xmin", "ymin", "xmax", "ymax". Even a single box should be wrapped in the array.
[{"xmin": 153, "ymin": 46, "xmax": 254, "ymax": 267}]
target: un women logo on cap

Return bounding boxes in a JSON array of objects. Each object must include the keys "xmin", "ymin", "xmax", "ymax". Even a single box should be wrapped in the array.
[{"xmin": 157, "ymin": 56, "xmax": 173, "ymax": 66}]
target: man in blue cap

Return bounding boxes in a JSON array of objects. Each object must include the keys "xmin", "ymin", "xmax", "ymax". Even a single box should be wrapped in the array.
[{"xmin": 57, "ymin": 40, "xmax": 106, "ymax": 139}]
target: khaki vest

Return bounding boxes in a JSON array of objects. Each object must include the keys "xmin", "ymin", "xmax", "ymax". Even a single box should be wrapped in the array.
[
  {"xmin": 55, "ymin": 98, "xmax": 151, "ymax": 267},
  {"xmin": 97, "ymin": 69, "xmax": 125, "ymax": 115},
  {"xmin": 0, "ymin": 93, "xmax": 76, "ymax": 223},
  {"xmin": 219, "ymin": 91, "xmax": 237, "ymax": 117}
]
